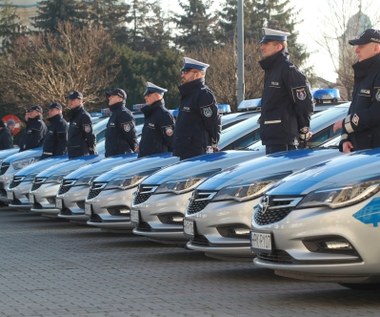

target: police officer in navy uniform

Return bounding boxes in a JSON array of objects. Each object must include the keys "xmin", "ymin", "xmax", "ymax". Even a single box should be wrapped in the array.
[
  {"xmin": 0, "ymin": 120, "xmax": 13, "ymax": 150},
  {"xmin": 41, "ymin": 102, "xmax": 68, "ymax": 159},
  {"xmin": 105, "ymin": 88, "xmax": 138, "ymax": 158},
  {"xmin": 333, "ymin": 28, "xmax": 380, "ymax": 153},
  {"xmin": 258, "ymin": 28, "xmax": 313, "ymax": 154},
  {"xmin": 66, "ymin": 90, "xmax": 96, "ymax": 158},
  {"xmin": 173, "ymin": 57, "xmax": 221, "ymax": 160},
  {"xmin": 19, "ymin": 105, "xmax": 47, "ymax": 152},
  {"xmin": 138, "ymin": 82, "xmax": 175, "ymax": 158}
]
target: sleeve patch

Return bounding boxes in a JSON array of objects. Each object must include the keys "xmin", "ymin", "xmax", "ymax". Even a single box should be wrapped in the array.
[
  {"xmin": 294, "ymin": 87, "xmax": 307, "ymax": 101},
  {"xmin": 83, "ymin": 124, "xmax": 91, "ymax": 133},
  {"xmin": 202, "ymin": 107, "xmax": 213, "ymax": 118}
]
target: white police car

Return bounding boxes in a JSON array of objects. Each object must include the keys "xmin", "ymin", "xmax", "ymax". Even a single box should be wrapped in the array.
[{"xmin": 251, "ymin": 147, "xmax": 380, "ymax": 289}]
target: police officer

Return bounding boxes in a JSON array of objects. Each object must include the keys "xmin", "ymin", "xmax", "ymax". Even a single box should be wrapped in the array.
[
  {"xmin": 19, "ymin": 105, "xmax": 47, "ymax": 152},
  {"xmin": 138, "ymin": 82, "xmax": 175, "ymax": 158},
  {"xmin": 41, "ymin": 102, "xmax": 68, "ymax": 159},
  {"xmin": 173, "ymin": 57, "xmax": 221, "ymax": 160},
  {"xmin": 0, "ymin": 120, "xmax": 13, "ymax": 150},
  {"xmin": 334, "ymin": 28, "xmax": 380, "ymax": 153},
  {"xmin": 105, "ymin": 88, "xmax": 138, "ymax": 158},
  {"xmin": 258, "ymin": 28, "xmax": 313, "ymax": 154},
  {"xmin": 66, "ymin": 90, "xmax": 96, "ymax": 158}
]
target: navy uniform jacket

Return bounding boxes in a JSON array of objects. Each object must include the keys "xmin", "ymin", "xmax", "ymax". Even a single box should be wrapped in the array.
[
  {"xmin": 67, "ymin": 106, "xmax": 96, "ymax": 158},
  {"xmin": 0, "ymin": 127, "xmax": 13, "ymax": 150},
  {"xmin": 105, "ymin": 102, "xmax": 138, "ymax": 158},
  {"xmin": 173, "ymin": 78, "xmax": 221, "ymax": 160},
  {"xmin": 41, "ymin": 114, "xmax": 68, "ymax": 159},
  {"xmin": 339, "ymin": 54, "xmax": 380, "ymax": 151},
  {"xmin": 138, "ymin": 99, "xmax": 175, "ymax": 158},
  {"xmin": 259, "ymin": 51, "xmax": 313, "ymax": 146},
  {"xmin": 19, "ymin": 117, "xmax": 47, "ymax": 151}
]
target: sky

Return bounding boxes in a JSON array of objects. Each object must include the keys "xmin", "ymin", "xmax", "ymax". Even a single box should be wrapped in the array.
[{"xmin": 159, "ymin": 0, "xmax": 380, "ymax": 83}]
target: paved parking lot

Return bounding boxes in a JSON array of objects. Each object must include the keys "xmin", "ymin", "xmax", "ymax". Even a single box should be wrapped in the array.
[{"xmin": 0, "ymin": 207, "xmax": 379, "ymax": 317}]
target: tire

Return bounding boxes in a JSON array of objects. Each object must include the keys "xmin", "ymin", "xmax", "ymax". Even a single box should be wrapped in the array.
[{"xmin": 339, "ymin": 283, "xmax": 380, "ymax": 290}]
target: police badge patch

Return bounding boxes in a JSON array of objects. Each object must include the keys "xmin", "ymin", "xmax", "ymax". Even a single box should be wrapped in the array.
[
  {"xmin": 165, "ymin": 127, "xmax": 173, "ymax": 136},
  {"xmin": 123, "ymin": 123, "xmax": 131, "ymax": 132},
  {"xmin": 376, "ymin": 88, "xmax": 380, "ymax": 101},
  {"xmin": 83, "ymin": 124, "xmax": 91, "ymax": 133},
  {"xmin": 352, "ymin": 113, "xmax": 359, "ymax": 126},
  {"xmin": 202, "ymin": 107, "xmax": 213, "ymax": 118},
  {"xmin": 296, "ymin": 88, "xmax": 307, "ymax": 101}
]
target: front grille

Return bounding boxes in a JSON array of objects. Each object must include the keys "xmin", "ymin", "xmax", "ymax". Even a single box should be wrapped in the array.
[
  {"xmin": 133, "ymin": 185, "xmax": 158, "ymax": 204},
  {"xmin": 58, "ymin": 179, "xmax": 76, "ymax": 195},
  {"xmin": 254, "ymin": 195, "xmax": 303, "ymax": 225},
  {"xmin": 187, "ymin": 190, "xmax": 217, "ymax": 215},
  {"xmin": 87, "ymin": 182, "xmax": 106, "ymax": 199},
  {"xmin": 9, "ymin": 176, "xmax": 25, "ymax": 189},
  {"xmin": 31, "ymin": 177, "xmax": 47, "ymax": 191},
  {"xmin": 0, "ymin": 162, "xmax": 10, "ymax": 175},
  {"xmin": 256, "ymin": 250, "xmax": 294, "ymax": 264}
]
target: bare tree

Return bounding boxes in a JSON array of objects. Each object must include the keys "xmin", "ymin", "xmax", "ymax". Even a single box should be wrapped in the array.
[
  {"xmin": 316, "ymin": 0, "xmax": 377, "ymax": 100},
  {"xmin": 186, "ymin": 41, "xmax": 263, "ymax": 111},
  {"xmin": 0, "ymin": 22, "xmax": 120, "ymax": 112}
]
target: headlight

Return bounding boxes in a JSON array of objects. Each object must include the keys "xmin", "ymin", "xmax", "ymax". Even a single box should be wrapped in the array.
[
  {"xmin": 212, "ymin": 181, "xmax": 273, "ymax": 202},
  {"xmin": 298, "ymin": 181, "xmax": 380, "ymax": 209},
  {"xmin": 106, "ymin": 175, "xmax": 146, "ymax": 190},
  {"xmin": 75, "ymin": 176, "xmax": 94, "ymax": 186},
  {"xmin": 12, "ymin": 158, "xmax": 36, "ymax": 170},
  {"xmin": 47, "ymin": 174, "xmax": 65, "ymax": 183},
  {"xmin": 156, "ymin": 177, "xmax": 205, "ymax": 194}
]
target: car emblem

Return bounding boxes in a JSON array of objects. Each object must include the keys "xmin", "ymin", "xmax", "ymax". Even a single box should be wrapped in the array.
[{"xmin": 260, "ymin": 195, "xmax": 270, "ymax": 214}]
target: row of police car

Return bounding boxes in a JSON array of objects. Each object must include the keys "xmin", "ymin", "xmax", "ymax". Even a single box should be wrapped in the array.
[{"xmin": 1, "ymin": 89, "xmax": 379, "ymax": 290}]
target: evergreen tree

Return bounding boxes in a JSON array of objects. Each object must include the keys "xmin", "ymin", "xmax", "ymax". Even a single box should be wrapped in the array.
[
  {"xmin": 33, "ymin": 0, "xmax": 87, "ymax": 32},
  {"xmin": 173, "ymin": 0, "xmax": 217, "ymax": 50},
  {"xmin": 0, "ymin": 0, "xmax": 24, "ymax": 51},
  {"xmin": 82, "ymin": 0, "xmax": 130, "ymax": 42}
]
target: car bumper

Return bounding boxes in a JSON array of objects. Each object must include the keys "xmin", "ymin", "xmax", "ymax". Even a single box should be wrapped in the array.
[
  {"xmin": 132, "ymin": 191, "xmax": 193, "ymax": 242},
  {"xmin": 185, "ymin": 199, "xmax": 258, "ymax": 259},
  {"xmin": 251, "ymin": 197, "xmax": 380, "ymax": 283},
  {"xmin": 29, "ymin": 183, "xmax": 61, "ymax": 215},
  {"xmin": 7, "ymin": 180, "xmax": 33, "ymax": 209},
  {"xmin": 57, "ymin": 185, "xmax": 89, "ymax": 220},
  {"xmin": 85, "ymin": 187, "xmax": 135, "ymax": 230}
]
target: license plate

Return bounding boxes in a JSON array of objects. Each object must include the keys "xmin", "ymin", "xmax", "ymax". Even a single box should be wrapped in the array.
[
  {"xmin": 6, "ymin": 191, "xmax": 14, "ymax": 201},
  {"xmin": 29, "ymin": 193, "xmax": 35, "ymax": 204},
  {"xmin": 183, "ymin": 219, "xmax": 194, "ymax": 237},
  {"xmin": 130, "ymin": 209, "xmax": 140, "ymax": 225},
  {"xmin": 56, "ymin": 198, "xmax": 63, "ymax": 209},
  {"xmin": 251, "ymin": 231, "xmax": 272, "ymax": 251},
  {"xmin": 85, "ymin": 203, "xmax": 92, "ymax": 215}
]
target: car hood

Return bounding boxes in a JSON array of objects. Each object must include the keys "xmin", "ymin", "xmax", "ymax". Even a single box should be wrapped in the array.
[
  {"xmin": 35, "ymin": 154, "xmax": 105, "ymax": 178},
  {"xmin": 63, "ymin": 153, "xmax": 138, "ymax": 179},
  {"xmin": 267, "ymin": 147, "xmax": 380, "ymax": 195},
  {"xmin": 197, "ymin": 148, "xmax": 342, "ymax": 190},
  {"xmin": 94, "ymin": 152, "xmax": 180, "ymax": 182},
  {"xmin": 15, "ymin": 155, "xmax": 68, "ymax": 177},
  {"xmin": 141, "ymin": 150, "xmax": 262, "ymax": 185},
  {"xmin": 0, "ymin": 148, "xmax": 19, "ymax": 159},
  {"xmin": 3, "ymin": 147, "xmax": 43, "ymax": 163}
]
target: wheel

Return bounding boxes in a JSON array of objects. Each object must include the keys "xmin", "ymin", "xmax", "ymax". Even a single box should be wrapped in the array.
[{"xmin": 339, "ymin": 283, "xmax": 380, "ymax": 290}]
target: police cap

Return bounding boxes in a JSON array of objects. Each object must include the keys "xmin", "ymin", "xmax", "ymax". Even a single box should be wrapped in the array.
[
  {"xmin": 28, "ymin": 104, "xmax": 43, "ymax": 113},
  {"xmin": 67, "ymin": 90, "xmax": 83, "ymax": 100},
  {"xmin": 260, "ymin": 27, "xmax": 290, "ymax": 44},
  {"xmin": 143, "ymin": 82, "xmax": 168, "ymax": 96},
  {"xmin": 349, "ymin": 28, "xmax": 380, "ymax": 45},
  {"xmin": 106, "ymin": 88, "xmax": 127, "ymax": 100},
  {"xmin": 181, "ymin": 57, "xmax": 210, "ymax": 72},
  {"xmin": 48, "ymin": 102, "xmax": 63, "ymax": 111}
]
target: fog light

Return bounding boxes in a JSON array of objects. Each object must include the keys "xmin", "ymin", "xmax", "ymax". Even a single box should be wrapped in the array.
[
  {"xmin": 324, "ymin": 241, "xmax": 352, "ymax": 250},
  {"xmin": 234, "ymin": 228, "xmax": 250, "ymax": 235}
]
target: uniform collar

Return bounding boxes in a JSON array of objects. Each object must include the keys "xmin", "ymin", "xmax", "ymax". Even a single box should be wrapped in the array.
[
  {"xmin": 179, "ymin": 77, "xmax": 205, "ymax": 97},
  {"xmin": 259, "ymin": 50, "xmax": 288, "ymax": 70},
  {"xmin": 353, "ymin": 53, "xmax": 380, "ymax": 80},
  {"xmin": 108, "ymin": 101, "xmax": 125, "ymax": 112},
  {"xmin": 141, "ymin": 99, "xmax": 165, "ymax": 116}
]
